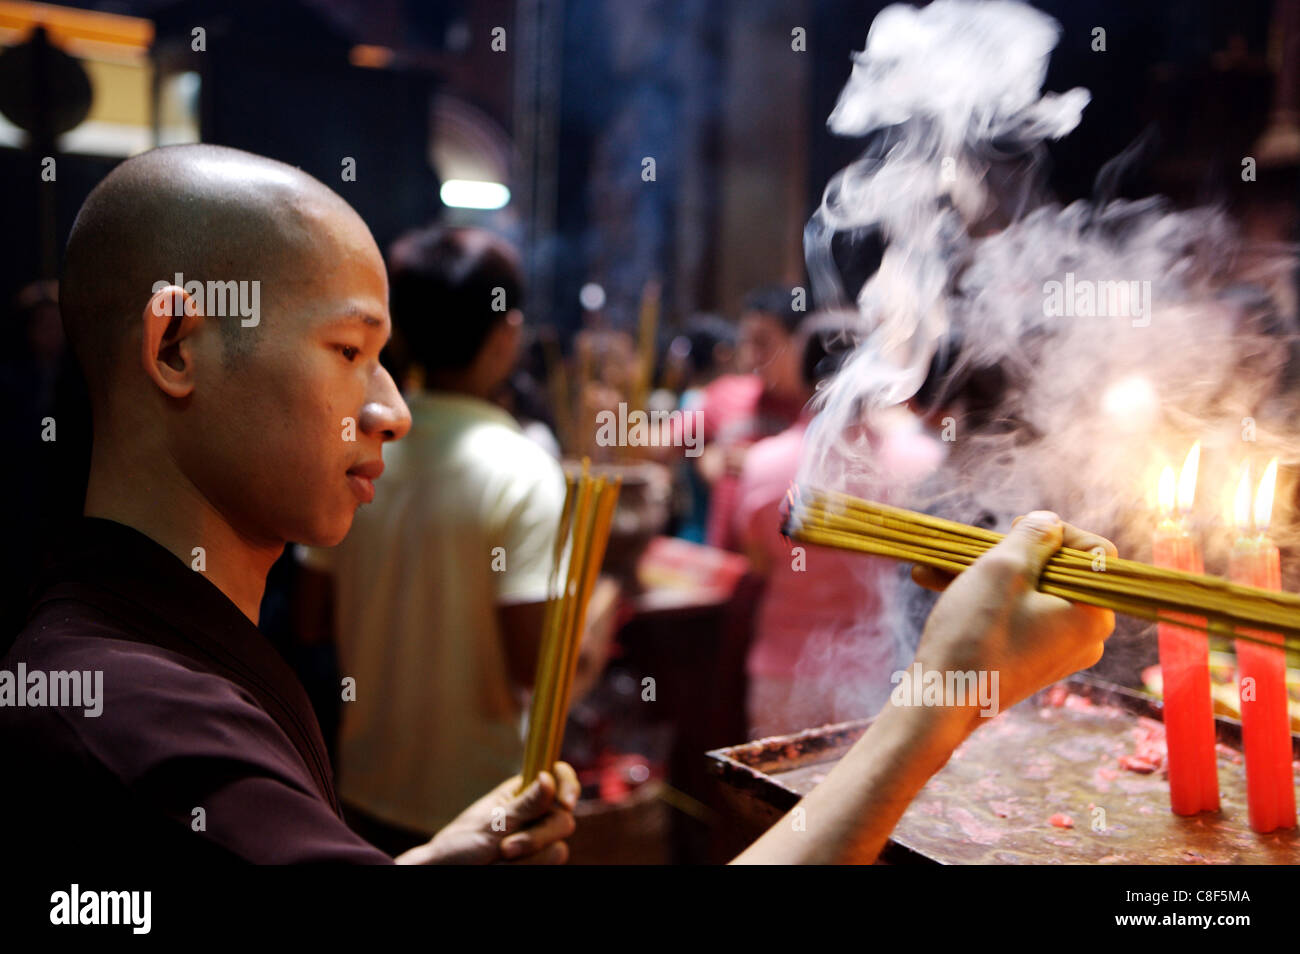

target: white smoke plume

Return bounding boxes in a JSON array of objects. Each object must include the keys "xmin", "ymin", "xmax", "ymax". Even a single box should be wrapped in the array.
[{"xmin": 791, "ymin": 0, "xmax": 1300, "ymax": 714}]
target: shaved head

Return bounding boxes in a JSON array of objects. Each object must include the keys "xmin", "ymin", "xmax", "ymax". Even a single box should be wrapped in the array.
[
  {"xmin": 67, "ymin": 143, "xmax": 409, "ymax": 554},
  {"xmin": 62, "ymin": 144, "xmax": 358, "ymax": 400}
]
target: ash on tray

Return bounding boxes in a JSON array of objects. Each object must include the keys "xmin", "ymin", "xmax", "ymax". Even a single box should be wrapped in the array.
[
  {"xmin": 949, "ymin": 806, "xmax": 1006, "ymax": 845},
  {"xmin": 1118, "ymin": 719, "xmax": 1167, "ymax": 775},
  {"xmin": 909, "ymin": 684, "xmax": 1283, "ymax": 863},
  {"xmin": 707, "ymin": 674, "xmax": 1300, "ymax": 864},
  {"xmin": 1047, "ymin": 684, "xmax": 1182, "ymax": 778}
]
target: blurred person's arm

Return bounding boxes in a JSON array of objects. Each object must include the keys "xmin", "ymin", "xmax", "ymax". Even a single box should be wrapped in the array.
[
  {"xmin": 697, "ymin": 443, "xmax": 727, "ymax": 486},
  {"xmin": 732, "ymin": 514, "xmax": 1116, "ymax": 865},
  {"xmin": 699, "ymin": 441, "xmax": 752, "ymax": 486},
  {"xmin": 691, "ymin": 374, "xmax": 759, "ymax": 486}
]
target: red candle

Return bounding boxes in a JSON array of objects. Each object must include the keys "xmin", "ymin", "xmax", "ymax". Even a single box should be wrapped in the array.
[
  {"xmin": 1152, "ymin": 444, "xmax": 1220, "ymax": 815},
  {"xmin": 1228, "ymin": 460, "xmax": 1297, "ymax": 834}
]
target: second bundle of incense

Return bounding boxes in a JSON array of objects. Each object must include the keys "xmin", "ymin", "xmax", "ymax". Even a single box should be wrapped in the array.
[
  {"xmin": 520, "ymin": 462, "xmax": 622, "ymax": 790},
  {"xmin": 785, "ymin": 487, "xmax": 1300, "ymax": 654}
]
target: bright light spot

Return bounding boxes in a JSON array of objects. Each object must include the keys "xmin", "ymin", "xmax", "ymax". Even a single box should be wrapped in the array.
[
  {"xmin": 1234, "ymin": 463, "xmax": 1252, "ymax": 531},
  {"xmin": 1100, "ymin": 375, "xmax": 1157, "ymax": 428},
  {"xmin": 1256, "ymin": 458, "xmax": 1278, "ymax": 533},
  {"xmin": 445, "ymin": 20, "xmax": 471, "ymax": 51},
  {"xmin": 579, "ymin": 283, "xmax": 606, "ymax": 311},
  {"xmin": 1158, "ymin": 465, "xmax": 1177, "ymax": 515},
  {"xmin": 440, "ymin": 179, "xmax": 510, "ymax": 210},
  {"xmin": 176, "ymin": 71, "xmax": 200, "ymax": 103},
  {"xmin": 350, "ymin": 45, "xmax": 394, "ymax": 69}
]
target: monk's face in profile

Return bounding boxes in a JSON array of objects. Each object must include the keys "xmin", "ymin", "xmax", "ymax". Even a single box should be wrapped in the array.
[
  {"xmin": 64, "ymin": 146, "xmax": 412, "ymax": 552},
  {"xmin": 176, "ymin": 204, "xmax": 411, "ymax": 549}
]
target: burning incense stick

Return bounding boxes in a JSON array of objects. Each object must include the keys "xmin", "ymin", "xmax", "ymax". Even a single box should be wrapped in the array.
[
  {"xmin": 520, "ymin": 463, "xmax": 622, "ymax": 790},
  {"xmin": 783, "ymin": 487, "xmax": 1300, "ymax": 654}
]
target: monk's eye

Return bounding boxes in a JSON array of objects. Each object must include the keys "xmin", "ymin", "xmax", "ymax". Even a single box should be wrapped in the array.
[{"xmin": 336, "ymin": 344, "xmax": 360, "ymax": 362}]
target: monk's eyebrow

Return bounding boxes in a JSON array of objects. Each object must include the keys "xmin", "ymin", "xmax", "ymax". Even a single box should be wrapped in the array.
[{"xmin": 324, "ymin": 309, "xmax": 392, "ymax": 344}]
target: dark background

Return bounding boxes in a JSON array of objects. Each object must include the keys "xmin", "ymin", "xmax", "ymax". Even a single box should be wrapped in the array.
[{"xmin": 2, "ymin": 0, "xmax": 1292, "ymax": 331}]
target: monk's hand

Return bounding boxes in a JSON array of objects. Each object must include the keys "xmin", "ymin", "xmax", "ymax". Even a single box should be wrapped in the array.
[
  {"xmin": 909, "ymin": 511, "xmax": 1116, "ymax": 734},
  {"xmin": 417, "ymin": 763, "xmax": 579, "ymax": 865}
]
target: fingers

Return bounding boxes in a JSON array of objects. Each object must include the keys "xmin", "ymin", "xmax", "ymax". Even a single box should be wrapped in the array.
[
  {"xmin": 1011, "ymin": 514, "xmax": 1117, "ymax": 560},
  {"xmin": 504, "ymin": 840, "xmax": 570, "ymax": 865},
  {"xmin": 911, "ymin": 564, "xmax": 955, "ymax": 592},
  {"xmin": 1031, "ymin": 597, "xmax": 1116, "ymax": 677},
  {"xmin": 991, "ymin": 511, "xmax": 1063, "ymax": 582},
  {"xmin": 916, "ymin": 516, "xmax": 1114, "ymax": 596},
  {"xmin": 1012, "ymin": 512, "xmax": 1118, "ymax": 648},
  {"xmin": 551, "ymin": 761, "xmax": 581, "ymax": 811},
  {"xmin": 500, "ymin": 807, "xmax": 577, "ymax": 860},
  {"xmin": 1073, "ymin": 604, "xmax": 1116, "ymax": 654},
  {"xmin": 502, "ymin": 771, "xmax": 557, "ymax": 831},
  {"xmin": 1059, "ymin": 523, "xmax": 1118, "ymax": 559}
]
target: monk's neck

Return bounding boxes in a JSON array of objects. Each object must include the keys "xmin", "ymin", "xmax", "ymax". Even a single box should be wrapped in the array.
[{"xmin": 83, "ymin": 443, "xmax": 281, "ymax": 624}]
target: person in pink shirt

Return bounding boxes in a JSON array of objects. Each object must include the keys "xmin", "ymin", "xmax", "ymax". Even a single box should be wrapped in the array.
[
  {"xmin": 734, "ymin": 314, "xmax": 945, "ymax": 738},
  {"xmin": 696, "ymin": 287, "xmax": 809, "ymax": 552}
]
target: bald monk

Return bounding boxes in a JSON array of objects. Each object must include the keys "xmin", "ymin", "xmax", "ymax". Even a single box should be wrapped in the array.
[
  {"xmin": 2, "ymin": 144, "xmax": 1116, "ymax": 866},
  {"xmin": 0, "ymin": 144, "xmax": 577, "ymax": 864}
]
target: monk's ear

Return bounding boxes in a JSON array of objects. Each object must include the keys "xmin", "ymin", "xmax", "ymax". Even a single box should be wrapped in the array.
[{"xmin": 141, "ymin": 284, "xmax": 204, "ymax": 398}]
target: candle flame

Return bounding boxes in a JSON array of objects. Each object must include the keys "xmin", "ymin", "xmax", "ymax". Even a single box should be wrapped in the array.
[
  {"xmin": 1255, "ymin": 458, "xmax": 1278, "ymax": 533},
  {"xmin": 1177, "ymin": 441, "xmax": 1199, "ymax": 513},
  {"xmin": 1234, "ymin": 463, "xmax": 1252, "ymax": 532},
  {"xmin": 1158, "ymin": 465, "xmax": 1176, "ymax": 515}
]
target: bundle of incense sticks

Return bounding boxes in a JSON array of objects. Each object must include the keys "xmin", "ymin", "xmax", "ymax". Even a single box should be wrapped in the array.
[
  {"xmin": 520, "ymin": 463, "xmax": 622, "ymax": 790},
  {"xmin": 784, "ymin": 487, "xmax": 1300, "ymax": 654}
]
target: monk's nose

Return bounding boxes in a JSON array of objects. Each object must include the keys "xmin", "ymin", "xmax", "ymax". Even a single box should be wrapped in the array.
[{"xmin": 361, "ymin": 368, "xmax": 411, "ymax": 442}]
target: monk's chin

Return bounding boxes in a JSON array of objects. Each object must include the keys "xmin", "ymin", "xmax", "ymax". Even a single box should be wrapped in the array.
[{"xmin": 299, "ymin": 514, "xmax": 355, "ymax": 549}]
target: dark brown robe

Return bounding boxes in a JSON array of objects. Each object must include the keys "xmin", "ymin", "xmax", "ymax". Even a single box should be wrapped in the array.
[{"xmin": 0, "ymin": 518, "xmax": 392, "ymax": 864}]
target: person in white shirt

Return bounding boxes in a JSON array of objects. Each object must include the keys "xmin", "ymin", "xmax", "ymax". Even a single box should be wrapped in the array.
[{"xmin": 297, "ymin": 226, "xmax": 615, "ymax": 852}]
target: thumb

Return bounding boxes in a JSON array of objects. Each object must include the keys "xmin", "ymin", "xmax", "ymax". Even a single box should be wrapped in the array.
[
  {"xmin": 994, "ymin": 511, "xmax": 1064, "ymax": 582},
  {"xmin": 507, "ymin": 771, "xmax": 556, "ymax": 827}
]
